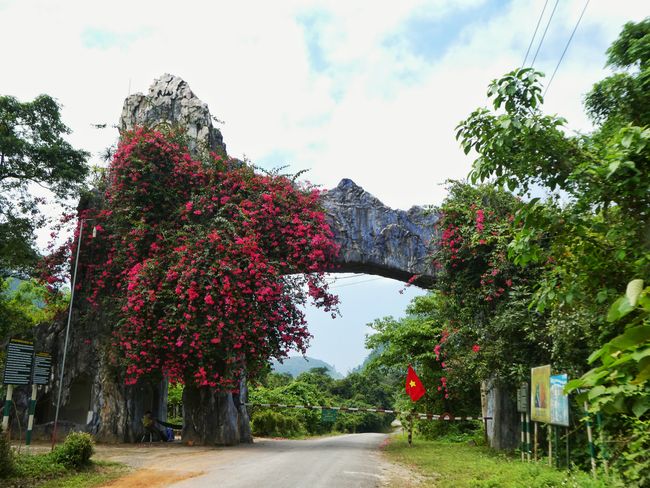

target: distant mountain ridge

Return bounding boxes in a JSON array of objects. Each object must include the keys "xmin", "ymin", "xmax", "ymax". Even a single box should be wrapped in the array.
[{"xmin": 271, "ymin": 356, "xmax": 344, "ymax": 379}]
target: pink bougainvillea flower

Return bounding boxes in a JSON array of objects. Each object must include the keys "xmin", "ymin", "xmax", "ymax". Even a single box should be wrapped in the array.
[{"xmin": 42, "ymin": 127, "xmax": 340, "ymax": 390}]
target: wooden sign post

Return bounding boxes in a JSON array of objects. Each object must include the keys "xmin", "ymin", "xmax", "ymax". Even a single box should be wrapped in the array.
[{"xmin": 26, "ymin": 352, "xmax": 52, "ymax": 446}]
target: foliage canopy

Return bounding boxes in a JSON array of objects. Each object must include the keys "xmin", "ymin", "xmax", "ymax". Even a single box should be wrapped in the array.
[{"xmin": 0, "ymin": 94, "xmax": 88, "ymax": 274}]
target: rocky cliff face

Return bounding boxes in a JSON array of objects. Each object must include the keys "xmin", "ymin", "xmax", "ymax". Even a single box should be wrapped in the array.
[
  {"xmin": 120, "ymin": 74, "xmax": 226, "ymax": 156},
  {"xmin": 322, "ymin": 179, "xmax": 438, "ymax": 287},
  {"xmin": 121, "ymin": 74, "xmax": 439, "ymax": 286}
]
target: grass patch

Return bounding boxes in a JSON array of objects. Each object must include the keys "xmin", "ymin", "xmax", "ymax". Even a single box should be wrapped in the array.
[
  {"xmin": 3, "ymin": 454, "xmax": 128, "ymax": 488},
  {"xmin": 38, "ymin": 460, "xmax": 129, "ymax": 488},
  {"xmin": 383, "ymin": 435, "xmax": 620, "ymax": 488},
  {"xmin": 10, "ymin": 451, "xmax": 67, "ymax": 484}
]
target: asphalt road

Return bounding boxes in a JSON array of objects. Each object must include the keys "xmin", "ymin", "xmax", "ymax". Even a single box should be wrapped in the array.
[{"xmin": 170, "ymin": 433, "xmax": 392, "ymax": 488}]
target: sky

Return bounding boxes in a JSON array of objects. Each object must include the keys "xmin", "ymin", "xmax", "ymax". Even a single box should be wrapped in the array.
[{"xmin": 1, "ymin": 0, "xmax": 647, "ymax": 374}]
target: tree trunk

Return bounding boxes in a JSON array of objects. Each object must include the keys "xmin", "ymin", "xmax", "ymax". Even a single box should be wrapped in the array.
[{"xmin": 182, "ymin": 379, "xmax": 252, "ymax": 446}]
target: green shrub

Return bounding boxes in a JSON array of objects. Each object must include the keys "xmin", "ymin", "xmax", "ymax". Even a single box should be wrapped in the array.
[
  {"xmin": 416, "ymin": 418, "xmax": 484, "ymax": 443},
  {"xmin": 251, "ymin": 410, "xmax": 305, "ymax": 437},
  {"xmin": 52, "ymin": 432, "xmax": 94, "ymax": 469},
  {"xmin": 0, "ymin": 432, "xmax": 15, "ymax": 478},
  {"xmin": 610, "ymin": 417, "xmax": 650, "ymax": 487},
  {"xmin": 13, "ymin": 452, "xmax": 66, "ymax": 480},
  {"xmin": 249, "ymin": 381, "xmax": 327, "ymax": 437}
]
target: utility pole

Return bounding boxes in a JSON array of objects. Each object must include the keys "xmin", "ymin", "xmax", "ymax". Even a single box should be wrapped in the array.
[{"xmin": 51, "ymin": 219, "xmax": 94, "ymax": 449}]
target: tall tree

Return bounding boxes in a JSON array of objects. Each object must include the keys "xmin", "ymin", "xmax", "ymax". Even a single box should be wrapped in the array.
[
  {"xmin": 0, "ymin": 94, "xmax": 88, "ymax": 274},
  {"xmin": 455, "ymin": 18, "xmax": 650, "ymax": 482}
]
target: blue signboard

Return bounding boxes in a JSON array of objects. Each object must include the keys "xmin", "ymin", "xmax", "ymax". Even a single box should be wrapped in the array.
[{"xmin": 550, "ymin": 374, "xmax": 569, "ymax": 426}]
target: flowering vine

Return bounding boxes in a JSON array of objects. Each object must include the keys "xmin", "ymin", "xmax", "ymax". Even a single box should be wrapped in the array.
[{"xmin": 45, "ymin": 127, "xmax": 339, "ymax": 390}]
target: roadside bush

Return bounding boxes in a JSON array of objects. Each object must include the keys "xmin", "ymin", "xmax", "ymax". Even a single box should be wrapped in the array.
[
  {"xmin": 52, "ymin": 431, "xmax": 94, "ymax": 469},
  {"xmin": 0, "ymin": 432, "xmax": 15, "ymax": 478},
  {"xmin": 334, "ymin": 406, "xmax": 389, "ymax": 434},
  {"xmin": 417, "ymin": 418, "xmax": 484, "ymax": 443},
  {"xmin": 249, "ymin": 381, "xmax": 327, "ymax": 437},
  {"xmin": 610, "ymin": 417, "xmax": 650, "ymax": 487},
  {"xmin": 251, "ymin": 409, "xmax": 305, "ymax": 437}
]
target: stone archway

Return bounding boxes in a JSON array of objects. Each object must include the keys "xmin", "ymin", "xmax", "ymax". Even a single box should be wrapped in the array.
[
  {"xmin": 31, "ymin": 74, "xmax": 440, "ymax": 446},
  {"xmin": 118, "ymin": 74, "xmax": 440, "ymax": 446},
  {"xmin": 120, "ymin": 74, "xmax": 440, "ymax": 287}
]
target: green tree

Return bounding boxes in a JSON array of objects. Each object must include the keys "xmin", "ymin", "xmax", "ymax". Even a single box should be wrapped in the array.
[
  {"xmin": 366, "ymin": 184, "xmax": 544, "ymax": 423},
  {"xmin": 0, "ymin": 277, "xmax": 68, "ymax": 342},
  {"xmin": 0, "ymin": 94, "xmax": 88, "ymax": 274},
  {"xmin": 295, "ymin": 367, "xmax": 336, "ymax": 392},
  {"xmin": 259, "ymin": 371, "xmax": 294, "ymax": 389},
  {"xmin": 456, "ymin": 22, "xmax": 650, "ymax": 309},
  {"xmin": 456, "ymin": 18, "xmax": 650, "ymax": 391},
  {"xmin": 455, "ymin": 18, "xmax": 650, "ymax": 482},
  {"xmin": 248, "ymin": 364, "xmax": 397, "ymax": 437},
  {"xmin": 0, "ymin": 278, "xmax": 69, "ymax": 402}
]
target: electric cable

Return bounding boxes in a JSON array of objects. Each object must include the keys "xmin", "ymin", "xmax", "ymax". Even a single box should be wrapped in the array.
[
  {"xmin": 531, "ymin": 0, "xmax": 560, "ymax": 68},
  {"xmin": 330, "ymin": 277, "xmax": 384, "ymax": 289},
  {"xmin": 324, "ymin": 273, "xmax": 366, "ymax": 282},
  {"xmin": 522, "ymin": 0, "xmax": 550, "ymax": 68},
  {"xmin": 543, "ymin": 0, "xmax": 590, "ymax": 97}
]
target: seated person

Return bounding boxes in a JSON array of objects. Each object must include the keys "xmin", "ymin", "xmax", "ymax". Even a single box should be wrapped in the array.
[{"xmin": 143, "ymin": 410, "xmax": 167, "ymax": 442}]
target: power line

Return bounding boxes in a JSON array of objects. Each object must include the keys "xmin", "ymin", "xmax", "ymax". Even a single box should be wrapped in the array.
[
  {"xmin": 325, "ymin": 273, "xmax": 366, "ymax": 282},
  {"xmin": 522, "ymin": 0, "xmax": 550, "ymax": 68},
  {"xmin": 330, "ymin": 277, "xmax": 384, "ymax": 289},
  {"xmin": 530, "ymin": 0, "xmax": 560, "ymax": 68},
  {"xmin": 544, "ymin": 0, "xmax": 590, "ymax": 98}
]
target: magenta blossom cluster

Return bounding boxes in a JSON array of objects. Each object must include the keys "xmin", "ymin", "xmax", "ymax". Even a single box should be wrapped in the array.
[{"xmin": 46, "ymin": 128, "xmax": 340, "ymax": 390}]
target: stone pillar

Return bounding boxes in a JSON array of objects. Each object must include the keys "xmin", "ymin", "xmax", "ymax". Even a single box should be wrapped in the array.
[
  {"xmin": 182, "ymin": 386, "xmax": 241, "ymax": 445},
  {"xmin": 483, "ymin": 378, "xmax": 519, "ymax": 449}
]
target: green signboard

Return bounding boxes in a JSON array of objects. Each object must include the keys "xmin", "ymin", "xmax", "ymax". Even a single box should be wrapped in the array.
[{"xmin": 321, "ymin": 408, "xmax": 337, "ymax": 423}]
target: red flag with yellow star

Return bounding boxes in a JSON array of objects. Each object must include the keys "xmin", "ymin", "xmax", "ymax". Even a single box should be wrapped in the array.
[{"xmin": 405, "ymin": 365, "xmax": 426, "ymax": 402}]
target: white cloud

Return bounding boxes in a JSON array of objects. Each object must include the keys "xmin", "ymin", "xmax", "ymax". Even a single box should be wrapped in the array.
[
  {"xmin": 4, "ymin": 1, "xmax": 645, "ymax": 212},
  {"xmin": 2, "ymin": 0, "xmax": 647, "ymax": 366},
  {"xmin": 3, "ymin": 0, "xmax": 644, "ymax": 221}
]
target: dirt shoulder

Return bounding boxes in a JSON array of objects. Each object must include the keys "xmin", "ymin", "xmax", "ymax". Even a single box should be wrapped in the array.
[
  {"xmin": 92, "ymin": 443, "xmax": 222, "ymax": 487},
  {"xmin": 378, "ymin": 435, "xmax": 428, "ymax": 487}
]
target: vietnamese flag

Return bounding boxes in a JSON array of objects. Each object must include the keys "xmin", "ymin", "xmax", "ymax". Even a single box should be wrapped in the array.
[{"xmin": 405, "ymin": 365, "xmax": 426, "ymax": 402}]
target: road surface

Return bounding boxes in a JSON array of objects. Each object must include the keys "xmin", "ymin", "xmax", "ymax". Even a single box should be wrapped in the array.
[{"xmin": 96, "ymin": 433, "xmax": 411, "ymax": 488}]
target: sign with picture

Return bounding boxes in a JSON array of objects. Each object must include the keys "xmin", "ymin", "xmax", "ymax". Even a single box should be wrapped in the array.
[
  {"xmin": 550, "ymin": 374, "xmax": 570, "ymax": 426},
  {"xmin": 530, "ymin": 365, "xmax": 551, "ymax": 423}
]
